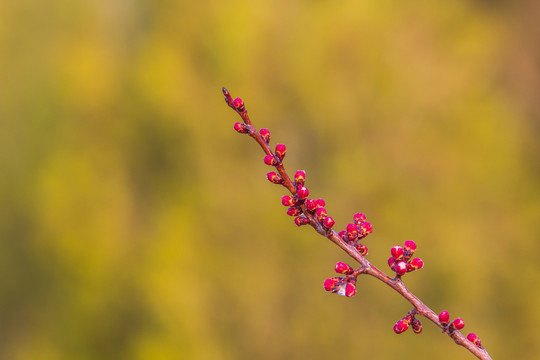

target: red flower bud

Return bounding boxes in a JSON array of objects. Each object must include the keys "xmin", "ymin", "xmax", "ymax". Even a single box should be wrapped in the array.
[
  {"xmin": 335, "ymin": 262, "xmax": 354, "ymax": 275},
  {"xmin": 393, "ymin": 317, "xmax": 411, "ymax": 334},
  {"xmin": 305, "ymin": 199, "xmax": 317, "ymax": 212},
  {"xmin": 355, "ymin": 243, "xmax": 368, "ymax": 256},
  {"xmin": 346, "ymin": 223, "xmax": 358, "ymax": 241},
  {"xmin": 439, "ymin": 311, "xmax": 450, "ymax": 325},
  {"xmin": 315, "ymin": 207, "xmax": 327, "ymax": 220},
  {"xmin": 275, "ymin": 144, "xmax": 286, "ymax": 161},
  {"xmin": 467, "ymin": 333, "xmax": 482, "ymax": 348},
  {"xmin": 391, "ymin": 246, "xmax": 404, "ymax": 260},
  {"xmin": 234, "ymin": 122, "xmax": 248, "ymax": 134},
  {"xmin": 294, "ymin": 170, "xmax": 306, "ymax": 187},
  {"xmin": 316, "ymin": 198, "xmax": 325, "ymax": 208},
  {"xmin": 264, "ymin": 154, "xmax": 278, "ymax": 166},
  {"xmin": 294, "ymin": 216, "xmax": 310, "ymax": 226},
  {"xmin": 338, "ymin": 230, "xmax": 346, "ymax": 239},
  {"xmin": 266, "ymin": 171, "xmax": 283, "ymax": 184},
  {"xmin": 232, "ymin": 97, "xmax": 245, "ymax": 111},
  {"xmin": 286, "ymin": 206, "xmax": 301, "ymax": 217},
  {"xmin": 259, "ymin": 128, "xmax": 270, "ymax": 143},
  {"xmin": 451, "ymin": 318, "xmax": 465, "ymax": 331},
  {"xmin": 407, "ymin": 257, "xmax": 424, "ymax": 271},
  {"xmin": 297, "ymin": 186, "xmax": 309, "ymax": 200},
  {"xmin": 323, "ymin": 277, "xmax": 341, "ymax": 291},
  {"xmin": 403, "ymin": 240, "xmax": 417, "ymax": 260},
  {"xmin": 412, "ymin": 318, "xmax": 422, "ymax": 334},
  {"xmin": 281, "ymin": 195, "xmax": 296, "ymax": 207},
  {"xmin": 395, "ymin": 261, "xmax": 407, "ymax": 275},
  {"xmin": 358, "ymin": 221, "xmax": 373, "ymax": 237},
  {"xmin": 344, "ymin": 282, "xmax": 356, "ymax": 297},
  {"xmin": 404, "ymin": 240, "xmax": 417, "ymax": 252},
  {"xmin": 353, "ymin": 213, "xmax": 367, "ymax": 224},
  {"xmin": 322, "ymin": 216, "xmax": 335, "ymax": 229}
]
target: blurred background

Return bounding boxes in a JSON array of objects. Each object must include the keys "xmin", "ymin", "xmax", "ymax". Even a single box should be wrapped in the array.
[{"xmin": 0, "ymin": 0, "xmax": 539, "ymax": 359}]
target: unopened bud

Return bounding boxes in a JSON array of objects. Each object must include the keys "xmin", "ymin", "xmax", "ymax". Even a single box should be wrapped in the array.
[
  {"xmin": 275, "ymin": 144, "xmax": 286, "ymax": 161},
  {"xmin": 407, "ymin": 257, "xmax": 424, "ymax": 271},
  {"xmin": 322, "ymin": 216, "xmax": 335, "ymax": 229},
  {"xmin": 315, "ymin": 207, "xmax": 327, "ymax": 220},
  {"xmin": 294, "ymin": 170, "xmax": 306, "ymax": 187},
  {"xmin": 297, "ymin": 186, "xmax": 309, "ymax": 200},
  {"xmin": 234, "ymin": 122, "xmax": 249, "ymax": 134},
  {"xmin": 439, "ymin": 311, "xmax": 450, "ymax": 325},
  {"xmin": 232, "ymin": 97, "xmax": 245, "ymax": 111},
  {"xmin": 391, "ymin": 246, "xmax": 404, "ymax": 260},
  {"xmin": 266, "ymin": 171, "xmax": 283, "ymax": 184},
  {"xmin": 395, "ymin": 261, "xmax": 407, "ymax": 275},
  {"xmin": 334, "ymin": 262, "xmax": 354, "ymax": 275},
  {"xmin": 264, "ymin": 154, "xmax": 278, "ymax": 166},
  {"xmin": 294, "ymin": 216, "xmax": 310, "ymax": 226},
  {"xmin": 353, "ymin": 213, "xmax": 367, "ymax": 224},
  {"xmin": 259, "ymin": 128, "xmax": 270, "ymax": 143}
]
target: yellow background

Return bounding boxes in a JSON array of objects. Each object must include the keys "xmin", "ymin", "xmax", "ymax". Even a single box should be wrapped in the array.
[{"xmin": 0, "ymin": 1, "xmax": 539, "ymax": 359}]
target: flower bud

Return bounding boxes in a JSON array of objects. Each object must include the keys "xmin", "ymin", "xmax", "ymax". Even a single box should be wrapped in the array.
[
  {"xmin": 264, "ymin": 154, "xmax": 278, "ymax": 166},
  {"xmin": 281, "ymin": 195, "xmax": 296, "ymax": 207},
  {"xmin": 294, "ymin": 216, "xmax": 310, "ymax": 226},
  {"xmin": 315, "ymin": 198, "xmax": 325, "ymax": 208},
  {"xmin": 323, "ymin": 277, "xmax": 341, "ymax": 291},
  {"xmin": 407, "ymin": 257, "xmax": 424, "ymax": 271},
  {"xmin": 451, "ymin": 318, "xmax": 465, "ymax": 331},
  {"xmin": 294, "ymin": 170, "xmax": 306, "ymax": 187},
  {"xmin": 297, "ymin": 186, "xmax": 309, "ymax": 200},
  {"xmin": 412, "ymin": 318, "xmax": 423, "ymax": 334},
  {"xmin": 353, "ymin": 213, "xmax": 367, "ymax": 224},
  {"xmin": 259, "ymin": 128, "xmax": 270, "ymax": 143},
  {"xmin": 358, "ymin": 221, "xmax": 373, "ymax": 237},
  {"xmin": 467, "ymin": 333, "xmax": 482, "ymax": 348},
  {"xmin": 322, "ymin": 216, "xmax": 335, "ymax": 229},
  {"xmin": 305, "ymin": 199, "xmax": 317, "ymax": 212},
  {"xmin": 232, "ymin": 97, "xmax": 245, "ymax": 111},
  {"xmin": 393, "ymin": 317, "xmax": 410, "ymax": 334},
  {"xmin": 275, "ymin": 144, "xmax": 286, "ymax": 161},
  {"xmin": 395, "ymin": 261, "xmax": 407, "ymax": 275},
  {"xmin": 266, "ymin": 171, "xmax": 283, "ymax": 184},
  {"xmin": 286, "ymin": 206, "xmax": 301, "ymax": 217},
  {"xmin": 355, "ymin": 243, "xmax": 368, "ymax": 256},
  {"xmin": 346, "ymin": 223, "xmax": 358, "ymax": 241},
  {"xmin": 391, "ymin": 246, "xmax": 404, "ymax": 260},
  {"xmin": 439, "ymin": 311, "xmax": 450, "ymax": 325},
  {"xmin": 234, "ymin": 122, "xmax": 248, "ymax": 134},
  {"xmin": 403, "ymin": 240, "xmax": 417, "ymax": 260},
  {"xmin": 344, "ymin": 282, "xmax": 356, "ymax": 297},
  {"xmin": 315, "ymin": 207, "xmax": 327, "ymax": 220},
  {"xmin": 335, "ymin": 262, "xmax": 354, "ymax": 275}
]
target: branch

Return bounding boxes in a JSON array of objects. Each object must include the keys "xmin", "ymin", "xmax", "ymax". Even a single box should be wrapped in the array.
[{"xmin": 222, "ymin": 87, "xmax": 492, "ymax": 360}]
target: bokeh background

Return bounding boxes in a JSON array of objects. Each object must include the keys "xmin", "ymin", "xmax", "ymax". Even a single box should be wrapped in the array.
[{"xmin": 1, "ymin": 0, "xmax": 539, "ymax": 359}]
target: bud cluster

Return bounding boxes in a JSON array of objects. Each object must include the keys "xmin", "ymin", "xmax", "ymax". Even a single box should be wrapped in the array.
[
  {"xmin": 336, "ymin": 213, "xmax": 373, "ymax": 255},
  {"xmin": 323, "ymin": 262, "xmax": 358, "ymax": 297},
  {"xmin": 438, "ymin": 310, "xmax": 465, "ymax": 332},
  {"xmin": 393, "ymin": 312, "xmax": 422, "ymax": 335},
  {"xmin": 387, "ymin": 240, "xmax": 423, "ymax": 276}
]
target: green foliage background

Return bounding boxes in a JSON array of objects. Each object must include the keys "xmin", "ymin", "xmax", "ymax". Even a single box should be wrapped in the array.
[{"xmin": 1, "ymin": 1, "xmax": 539, "ymax": 359}]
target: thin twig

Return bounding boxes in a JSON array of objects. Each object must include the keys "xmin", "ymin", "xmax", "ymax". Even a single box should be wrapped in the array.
[{"xmin": 223, "ymin": 87, "xmax": 492, "ymax": 360}]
